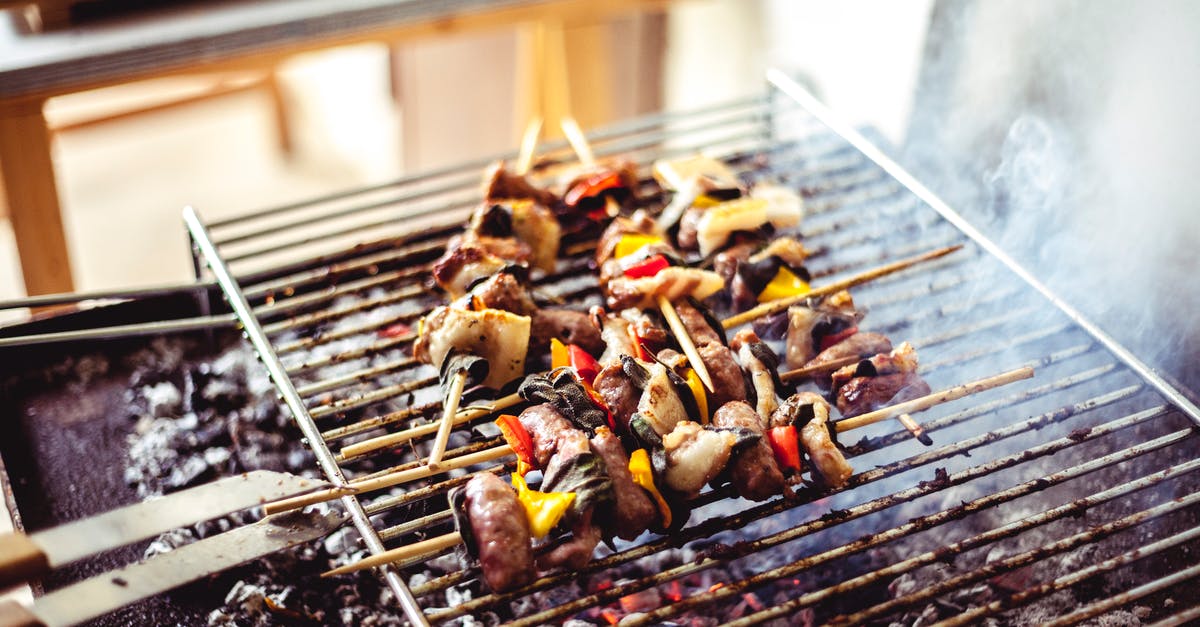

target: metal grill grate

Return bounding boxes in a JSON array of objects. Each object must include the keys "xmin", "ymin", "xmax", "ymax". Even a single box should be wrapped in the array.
[{"xmin": 182, "ymin": 75, "xmax": 1200, "ymax": 626}]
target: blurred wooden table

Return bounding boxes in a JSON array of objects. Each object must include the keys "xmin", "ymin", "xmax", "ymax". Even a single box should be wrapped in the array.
[{"xmin": 0, "ymin": 0, "xmax": 662, "ymax": 296}]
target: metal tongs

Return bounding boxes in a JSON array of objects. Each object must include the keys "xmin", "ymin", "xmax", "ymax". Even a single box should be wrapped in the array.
[{"xmin": 0, "ymin": 471, "xmax": 347, "ymax": 627}]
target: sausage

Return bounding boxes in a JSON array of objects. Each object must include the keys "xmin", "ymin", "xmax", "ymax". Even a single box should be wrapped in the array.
[
  {"xmin": 712, "ymin": 401, "xmax": 785, "ymax": 501},
  {"xmin": 590, "ymin": 427, "xmax": 657, "ymax": 539},
  {"xmin": 593, "ymin": 362, "xmax": 640, "ymax": 427},
  {"xmin": 698, "ymin": 342, "xmax": 747, "ymax": 409},
  {"xmin": 462, "ymin": 473, "xmax": 535, "ymax": 592},
  {"xmin": 518, "ymin": 404, "xmax": 576, "ymax": 468}
]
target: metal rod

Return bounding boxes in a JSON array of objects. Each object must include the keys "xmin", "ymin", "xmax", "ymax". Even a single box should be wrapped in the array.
[
  {"xmin": 0, "ymin": 313, "xmax": 238, "ymax": 347},
  {"xmin": 937, "ymin": 529, "xmax": 1200, "ymax": 627},
  {"xmin": 181, "ymin": 206, "xmax": 430, "ymax": 627}
]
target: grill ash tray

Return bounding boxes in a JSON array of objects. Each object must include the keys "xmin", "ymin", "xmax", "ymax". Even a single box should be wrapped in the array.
[{"xmin": 0, "ymin": 331, "xmax": 229, "ymax": 626}]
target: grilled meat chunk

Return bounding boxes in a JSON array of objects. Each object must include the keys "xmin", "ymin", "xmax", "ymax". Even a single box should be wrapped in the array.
[
  {"xmin": 698, "ymin": 342, "xmax": 747, "ymax": 409},
  {"xmin": 768, "ymin": 391, "xmax": 827, "ymax": 429},
  {"xmin": 731, "ymin": 329, "xmax": 780, "ymax": 419},
  {"xmin": 662, "ymin": 421, "xmax": 736, "ymax": 498},
  {"xmin": 803, "ymin": 332, "xmax": 894, "ymax": 389},
  {"xmin": 413, "ymin": 306, "xmax": 529, "ymax": 389},
  {"xmin": 517, "ymin": 403, "xmax": 576, "ymax": 469},
  {"xmin": 673, "ymin": 300, "xmax": 725, "ymax": 346},
  {"xmin": 461, "ymin": 473, "xmax": 535, "ymax": 592},
  {"xmin": 605, "ymin": 266, "xmax": 725, "ymax": 311},
  {"xmin": 467, "ymin": 272, "xmax": 538, "ymax": 316},
  {"xmin": 481, "ymin": 161, "xmax": 559, "ymax": 207},
  {"xmin": 468, "ymin": 200, "xmax": 561, "ymax": 273},
  {"xmin": 592, "ymin": 362, "xmax": 640, "ymax": 428},
  {"xmin": 829, "ymin": 341, "xmax": 920, "ymax": 393},
  {"xmin": 590, "ymin": 427, "xmax": 657, "ymax": 540},
  {"xmin": 799, "ymin": 397, "xmax": 854, "ymax": 488},
  {"xmin": 712, "ymin": 401, "xmax": 785, "ymax": 501},
  {"xmin": 836, "ymin": 372, "xmax": 931, "ymax": 419},
  {"xmin": 431, "ymin": 244, "xmax": 510, "ymax": 299},
  {"xmin": 531, "ymin": 309, "xmax": 604, "ymax": 355},
  {"xmin": 595, "ymin": 311, "xmax": 637, "ymax": 365},
  {"xmin": 785, "ymin": 290, "xmax": 865, "ymax": 369},
  {"xmin": 636, "ymin": 360, "xmax": 691, "ymax": 436}
]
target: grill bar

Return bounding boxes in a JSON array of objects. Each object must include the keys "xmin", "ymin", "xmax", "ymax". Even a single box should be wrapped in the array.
[
  {"xmin": 826, "ymin": 483, "xmax": 1200, "ymax": 627},
  {"xmin": 938, "ymin": 528, "xmax": 1200, "ymax": 627},
  {"xmin": 181, "ymin": 207, "xmax": 431, "ymax": 627}
]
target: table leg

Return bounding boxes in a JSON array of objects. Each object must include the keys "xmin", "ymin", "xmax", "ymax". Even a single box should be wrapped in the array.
[{"xmin": 0, "ymin": 99, "xmax": 74, "ymax": 295}]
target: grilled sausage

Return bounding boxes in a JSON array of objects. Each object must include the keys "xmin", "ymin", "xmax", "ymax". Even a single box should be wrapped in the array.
[
  {"xmin": 712, "ymin": 401, "xmax": 785, "ymax": 501},
  {"xmin": 518, "ymin": 403, "xmax": 576, "ymax": 468},
  {"xmin": 590, "ymin": 427, "xmax": 657, "ymax": 540},
  {"xmin": 462, "ymin": 473, "xmax": 535, "ymax": 592}
]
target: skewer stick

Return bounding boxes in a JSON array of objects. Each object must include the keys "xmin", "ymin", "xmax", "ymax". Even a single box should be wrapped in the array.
[
  {"xmin": 834, "ymin": 366, "xmax": 1034, "ymax": 433},
  {"xmin": 339, "ymin": 392, "xmax": 523, "ymax": 460},
  {"xmin": 896, "ymin": 413, "xmax": 933, "ymax": 446},
  {"xmin": 779, "ymin": 354, "xmax": 862, "ymax": 383},
  {"xmin": 428, "ymin": 371, "xmax": 467, "ymax": 466},
  {"xmin": 721, "ymin": 245, "xmax": 963, "ymax": 330},
  {"xmin": 323, "ymin": 532, "xmax": 464, "ymax": 577},
  {"xmin": 264, "ymin": 445, "xmax": 513, "ymax": 514},
  {"xmin": 515, "ymin": 117, "xmax": 543, "ymax": 176},
  {"xmin": 657, "ymin": 295, "xmax": 715, "ymax": 392},
  {"xmin": 561, "ymin": 117, "xmax": 595, "ymax": 168}
]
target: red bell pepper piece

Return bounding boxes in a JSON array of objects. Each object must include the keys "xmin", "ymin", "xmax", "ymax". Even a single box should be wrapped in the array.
[
  {"xmin": 568, "ymin": 344, "xmax": 601, "ymax": 385},
  {"xmin": 624, "ymin": 254, "xmax": 670, "ymax": 279},
  {"xmin": 496, "ymin": 414, "xmax": 537, "ymax": 472},
  {"xmin": 564, "ymin": 170, "xmax": 623, "ymax": 208},
  {"xmin": 818, "ymin": 326, "xmax": 859, "ymax": 352},
  {"xmin": 767, "ymin": 426, "xmax": 803, "ymax": 473},
  {"xmin": 626, "ymin": 325, "xmax": 651, "ymax": 361}
]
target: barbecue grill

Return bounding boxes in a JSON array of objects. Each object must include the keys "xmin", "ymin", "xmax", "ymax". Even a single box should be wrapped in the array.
[{"xmin": 3, "ymin": 72, "xmax": 1199, "ymax": 626}]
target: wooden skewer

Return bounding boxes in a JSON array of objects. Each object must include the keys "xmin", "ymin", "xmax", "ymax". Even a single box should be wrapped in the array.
[
  {"xmin": 721, "ymin": 245, "xmax": 963, "ymax": 330},
  {"xmin": 834, "ymin": 366, "xmax": 1034, "ymax": 433},
  {"xmin": 264, "ymin": 445, "xmax": 513, "ymax": 515},
  {"xmin": 339, "ymin": 392, "xmax": 524, "ymax": 460},
  {"xmin": 897, "ymin": 413, "xmax": 933, "ymax": 446},
  {"xmin": 657, "ymin": 295, "xmax": 715, "ymax": 392},
  {"xmin": 779, "ymin": 354, "xmax": 863, "ymax": 383},
  {"xmin": 515, "ymin": 116, "xmax": 543, "ymax": 176},
  {"xmin": 428, "ymin": 370, "xmax": 468, "ymax": 466},
  {"xmin": 561, "ymin": 117, "xmax": 595, "ymax": 168},
  {"xmin": 323, "ymin": 532, "xmax": 464, "ymax": 577}
]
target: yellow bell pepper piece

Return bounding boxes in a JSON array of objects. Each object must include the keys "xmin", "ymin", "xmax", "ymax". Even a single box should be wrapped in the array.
[
  {"xmin": 512, "ymin": 473, "xmax": 576, "ymax": 538},
  {"xmin": 629, "ymin": 449, "xmax": 672, "ymax": 529},
  {"xmin": 691, "ymin": 193, "xmax": 723, "ymax": 209},
  {"xmin": 613, "ymin": 233, "xmax": 664, "ymax": 260},
  {"xmin": 757, "ymin": 266, "xmax": 810, "ymax": 303},
  {"xmin": 550, "ymin": 337, "xmax": 569, "ymax": 370},
  {"xmin": 684, "ymin": 368, "xmax": 708, "ymax": 424}
]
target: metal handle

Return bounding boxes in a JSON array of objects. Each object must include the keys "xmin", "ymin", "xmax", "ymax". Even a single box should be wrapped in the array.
[
  {"xmin": 0, "ymin": 534, "xmax": 48, "ymax": 591},
  {"xmin": 0, "ymin": 601, "xmax": 42, "ymax": 627}
]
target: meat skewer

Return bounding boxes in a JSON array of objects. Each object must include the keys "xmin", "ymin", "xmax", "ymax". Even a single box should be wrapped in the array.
[
  {"xmin": 314, "ymin": 366, "xmax": 1035, "ymax": 582},
  {"xmin": 720, "ymin": 244, "xmax": 963, "ymax": 329}
]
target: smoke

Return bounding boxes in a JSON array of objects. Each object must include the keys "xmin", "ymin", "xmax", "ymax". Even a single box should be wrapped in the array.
[{"xmin": 901, "ymin": 0, "xmax": 1200, "ymax": 393}]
